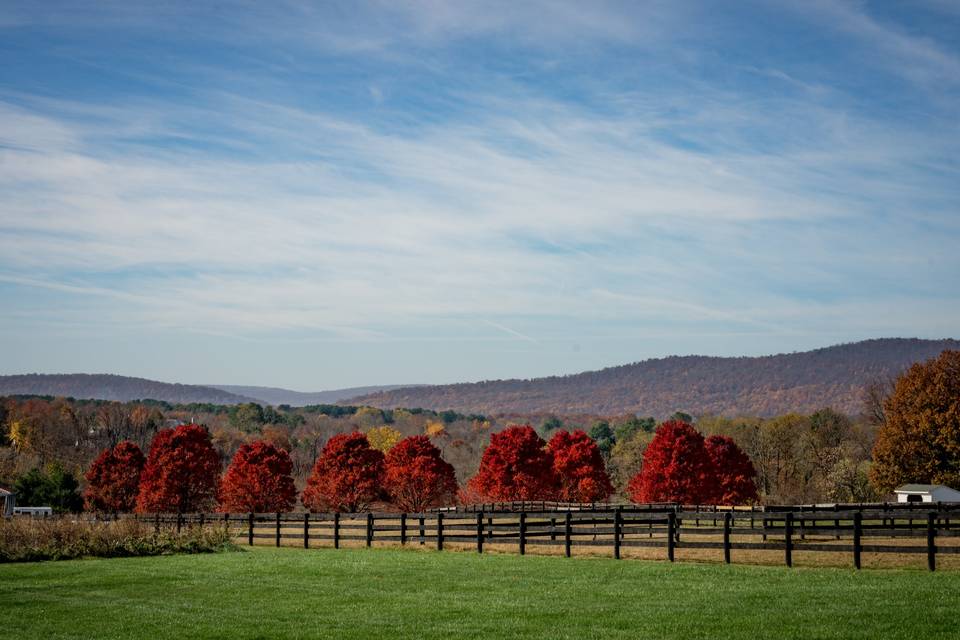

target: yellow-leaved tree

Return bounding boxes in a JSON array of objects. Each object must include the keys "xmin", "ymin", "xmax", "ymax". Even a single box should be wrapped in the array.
[
  {"xmin": 366, "ymin": 426, "xmax": 402, "ymax": 452},
  {"xmin": 424, "ymin": 420, "xmax": 447, "ymax": 438}
]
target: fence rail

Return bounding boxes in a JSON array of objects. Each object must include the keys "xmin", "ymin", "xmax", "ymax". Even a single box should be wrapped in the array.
[{"xmin": 91, "ymin": 502, "xmax": 960, "ymax": 571}]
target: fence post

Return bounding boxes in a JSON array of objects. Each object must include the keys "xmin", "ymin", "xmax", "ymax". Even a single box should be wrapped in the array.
[
  {"xmin": 400, "ymin": 513, "xmax": 407, "ymax": 546},
  {"xmin": 176, "ymin": 512, "xmax": 182, "ymax": 534},
  {"xmin": 519, "ymin": 511, "xmax": 527, "ymax": 555},
  {"xmin": 334, "ymin": 512, "xmax": 340, "ymax": 549},
  {"xmin": 437, "ymin": 512, "xmax": 444, "ymax": 551},
  {"xmin": 303, "ymin": 513, "xmax": 310, "ymax": 549},
  {"xmin": 366, "ymin": 513, "xmax": 374, "ymax": 548},
  {"xmin": 199, "ymin": 512, "xmax": 205, "ymax": 529},
  {"xmin": 927, "ymin": 512, "xmax": 937, "ymax": 572},
  {"xmin": 853, "ymin": 511, "xmax": 862, "ymax": 570},
  {"xmin": 248, "ymin": 512, "xmax": 254, "ymax": 546},
  {"xmin": 275, "ymin": 512, "xmax": 281, "ymax": 547},
  {"xmin": 550, "ymin": 516, "xmax": 557, "ymax": 541},
  {"xmin": 614, "ymin": 509, "xmax": 622, "ymax": 560},
  {"xmin": 667, "ymin": 512, "xmax": 676, "ymax": 562},
  {"xmin": 419, "ymin": 515, "xmax": 425, "ymax": 545},
  {"xmin": 476, "ymin": 512, "xmax": 483, "ymax": 554},
  {"xmin": 784, "ymin": 512, "xmax": 793, "ymax": 568},
  {"xmin": 564, "ymin": 512, "xmax": 572, "ymax": 558},
  {"xmin": 223, "ymin": 512, "xmax": 229, "ymax": 531},
  {"xmin": 155, "ymin": 512, "xmax": 160, "ymax": 534},
  {"xmin": 723, "ymin": 511, "xmax": 732, "ymax": 564}
]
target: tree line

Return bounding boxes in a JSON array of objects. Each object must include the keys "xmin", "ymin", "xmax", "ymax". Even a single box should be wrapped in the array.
[
  {"xmin": 4, "ymin": 349, "xmax": 958, "ymax": 511},
  {"xmin": 61, "ymin": 418, "xmax": 761, "ymax": 515}
]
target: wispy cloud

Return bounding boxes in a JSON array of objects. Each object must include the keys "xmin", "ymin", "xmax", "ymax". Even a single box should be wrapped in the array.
[{"xmin": 0, "ymin": 1, "xmax": 957, "ymax": 386}]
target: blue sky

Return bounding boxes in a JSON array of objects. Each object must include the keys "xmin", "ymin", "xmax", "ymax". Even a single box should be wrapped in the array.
[{"xmin": 1, "ymin": 1, "xmax": 958, "ymax": 390}]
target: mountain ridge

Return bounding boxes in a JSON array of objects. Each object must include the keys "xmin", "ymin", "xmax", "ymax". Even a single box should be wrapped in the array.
[
  {"xmin": 344, "ymin": 338, "xmax": 959, "ymax": 417},
  {"xmin": 209, "ymin": 384, "xmax": 417, "ymax": 407},
  {"xmin": 0, "ymin": 373, "xmax": 257, "ymax": 405},
  {"xmin": 0, "ymin": 374, "xmax": 414, "ymax": 408}
]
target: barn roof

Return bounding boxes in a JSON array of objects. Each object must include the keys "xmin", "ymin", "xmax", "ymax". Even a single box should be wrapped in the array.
[{"xmin": 895, "ymin": 484, "xmax": 950, "ymax": 493}]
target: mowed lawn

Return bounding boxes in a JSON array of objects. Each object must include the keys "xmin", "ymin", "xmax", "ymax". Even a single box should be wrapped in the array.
[{"xmin": 3, "ymin": 547, "xmax": 959, "ymax": 639}]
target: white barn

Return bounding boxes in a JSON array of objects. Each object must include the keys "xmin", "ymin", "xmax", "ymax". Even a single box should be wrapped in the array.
[{"xmin": 894, "ymin": 484, "xmax": 960, "ymax": 503}]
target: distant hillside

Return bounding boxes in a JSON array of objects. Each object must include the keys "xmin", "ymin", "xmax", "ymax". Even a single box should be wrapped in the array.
[
  {"xmin": 347, "ymin": 338, "xmax": 960, "ymax": 417},
  {"xmin": 0, "ymin": 374, "xmax": 256, "ymax": 405},
  {"xmin": 210, "ymin": 384, "xmax": 415, "ymax": 407}
]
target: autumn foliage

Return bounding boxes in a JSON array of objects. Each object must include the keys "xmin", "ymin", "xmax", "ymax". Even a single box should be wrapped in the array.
[
  {"xmin": 547, "ymin": 430, "xmax": 613, "ymax": 502},
  {"xmin": 383, "ymin": 435, "xmax": 458, "ymax": 512},
  {"xmin": 705, "ymin": 435, "xmax": 758, "ymax": 505},
  {"xmin": 627, "ymin": 420, "xmax": 718, "ymax": 504},
  {"xmin": 366, "ymin": 426, "xmax": 403, "ymax": 453},
  {"xmin": 219, "ymin": 440, "xmax": 297, "ymax": 512},
  {"xmin": 135, "ymin": 424, "xmax": 221, "ymax": 513},
  {"xmin": 83, "ymin": 441, "xmax": 146, "ymax": 513},
  {"xmin": 871, "ymin": 349, "xmax": 960, "ymax": 492},
  {"xmin": 301, "ymin": 432, "xmax": 385, "ymax": 512},
  {"xmin": 467, "ymin": 425, "xmax": 558, "ymax": 501}
]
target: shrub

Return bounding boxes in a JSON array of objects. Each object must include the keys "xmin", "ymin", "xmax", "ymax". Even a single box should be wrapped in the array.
[{"xmin": 0, "ymin": 517, "xmax": 235, "ymax": 563}]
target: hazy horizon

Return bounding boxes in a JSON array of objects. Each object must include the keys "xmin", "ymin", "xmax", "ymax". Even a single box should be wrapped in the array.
[
  {"xmin": 2, "ymin": 337, "xmax": 956, "ymax": 393},
  {"xmin": 2, "ymin": 2, "xmax": 958, "ymax": 389}
]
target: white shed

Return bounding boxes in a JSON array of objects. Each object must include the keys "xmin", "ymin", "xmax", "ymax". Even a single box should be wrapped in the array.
[
  {"xmin": 894, "ymin": 484, "xmax": 960, "ymax": 503},
  {"xmin": 0, "ymin": 488, "xmax": 15, "ymax": 517}
]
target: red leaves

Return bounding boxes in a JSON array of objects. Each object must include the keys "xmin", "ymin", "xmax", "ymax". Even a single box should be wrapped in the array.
[
  {"xmin": 467, "ymin": 425, "xmax": 558, "ymax": 501},
  {"xmin": 220, "ymin": 440, "xmax": 297, "ymax": 513},
  {"xmin": 83, "ymin": 440, "xmax": 145, "ymax": 513},
  {"xmin": 547, "ymin": 430, "xmax": 614, "ymax": 502},
  {"xmin": 383, "ymin": 435, "xmax": 458, "ymax": 512},
  {"xmin": 705, "ymin": 435, "xmax": 759, "ymax": 505},
  {"xmin": 627, "ymin": 420, "xmax": 718, "ymax": 504},
  {"xmin": 135, "ymin": 424, "xmax": 221, "ymax": 513},
  {"xmin": 301, "ymin": 432, "xmax": 384, "ymax": 512}
]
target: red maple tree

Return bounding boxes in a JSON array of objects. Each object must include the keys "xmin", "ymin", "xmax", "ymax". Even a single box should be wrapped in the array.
[
  {"xmin": 627, "ymin": 420, "xmax": 718, "ymax": 504},
  {"xmin": 547, "ymin": 429, "xmax": 614, "ymax": 502},
  {"xmin": 467, "ymin": 425, "xmax": 558, "ymax": 501},
  {"xmin": 219, "ymin": 440, "xmax": 297, "ymax": 513},
  {"xmin": 383, "ymin": 435, "xmax": 458, "ymax": 512},
  {"xmin": 301, "ymin": 432, "xmax": 385, "ymax": 512},
  {"xmin": 705, "ymin": 434, "xmax": 759, "ymax": 505},
  {"xmin": 84, "ymin": 440, "xmax": 146, "ymax": 513},
  {"xmin": 135, "ymin": 424, "xmax": 221, "ymax": 513}
]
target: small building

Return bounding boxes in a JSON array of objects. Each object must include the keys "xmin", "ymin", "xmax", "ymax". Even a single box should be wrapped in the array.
[
  {"xmin": 0, "ymin": 488, "xmax": 15, "ymax": 517},
  {"xmin": 894, "ymin": 484, "xmax": 960, "ymax": 503},
  {"xmin": 13, "ymin": 506, "xmax": 53, "ymax": 517}
]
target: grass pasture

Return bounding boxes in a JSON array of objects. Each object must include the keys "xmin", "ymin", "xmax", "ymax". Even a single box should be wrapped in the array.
[{"xmin": 3, "ymin": 546, "xmax": 960, "ymax": 639}]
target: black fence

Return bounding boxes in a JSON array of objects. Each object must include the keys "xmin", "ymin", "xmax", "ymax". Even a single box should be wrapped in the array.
[{"xmin": 126, "ymin": 502, "xmax": 960, "ymax": 571}]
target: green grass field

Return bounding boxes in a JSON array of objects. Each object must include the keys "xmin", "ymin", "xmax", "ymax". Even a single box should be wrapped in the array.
[{"xmin": 3, "ymin": 547, "xmax": 959, "ymax": 639}]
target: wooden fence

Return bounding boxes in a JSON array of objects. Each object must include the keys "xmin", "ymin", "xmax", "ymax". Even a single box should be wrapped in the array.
[{"xmin": 129, "ymin": 502, "xmax": 960, "ymax": 571}]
